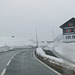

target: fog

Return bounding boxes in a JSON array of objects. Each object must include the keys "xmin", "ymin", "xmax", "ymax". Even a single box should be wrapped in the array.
[{"xmin": 0, "ymin": 0, "xmax": 75, "ymax": 41}]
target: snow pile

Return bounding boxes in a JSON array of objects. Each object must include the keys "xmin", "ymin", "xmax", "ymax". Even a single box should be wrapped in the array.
[
  {"xmin": 38, "ymin": 41, "xmax": 48, "ymax": 48},
  {"xmin": 47, "ymin": 42, "xmax": 59, "ymax": 51},
  {"xmin": 36, "ymin": 47, "xmax": 46, "ymax": 56},
  {"xmin": 36, "ymin": 47, "xmax": 64, "ymax": 63},
  {"xmin": 43, "ymin": 46, "xmax": 50, "ymax": 50},
  {"xmin": 36, "ymin": 47, "xmax": 75, "ymax": 70},
  {"xmin": 38, "ymin": 41, "xmax": 56, "ymax": 50},
  {"xmin": 27, "ymin": 39, "xmax": 36, "ymax": 47}
]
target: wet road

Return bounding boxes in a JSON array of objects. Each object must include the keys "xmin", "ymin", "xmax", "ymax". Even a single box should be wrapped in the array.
[
  {"xmin": 0, "ymin": 48, "xmax": 58, "ymax": 75},
  {"xmin": 0, "ymin": 48, "xmax": 25, "ymax": 74}
]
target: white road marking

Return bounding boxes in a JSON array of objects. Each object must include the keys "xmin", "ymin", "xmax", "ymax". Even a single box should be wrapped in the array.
[
  {"xmin": 11, "ymin": 56, "xmax": 14, "ymax": 60},
  {"xmin": 11, "ymin": 51, "xmax": 22, "ymax": 60},
  {"xmin": 0, "ymin": 51, "xmax": 24, "ymax": 75},
  {"xmin": 1, "ymin": 68, "xmax": 6, "ymax": 75},
  {"xmin": 7, "ymin": 60, "xmax": 11, "ymax": 66},
  {"xmin": 33, "ymin": 52, "xmax": 61, "ymax": 75}
]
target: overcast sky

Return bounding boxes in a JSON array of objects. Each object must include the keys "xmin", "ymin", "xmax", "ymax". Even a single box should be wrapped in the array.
[{"xmin": 0, "ymin": 0, "xmax": 75, "ymax": 41}]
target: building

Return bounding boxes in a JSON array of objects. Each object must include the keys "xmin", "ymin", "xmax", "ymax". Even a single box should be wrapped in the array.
[{"xmin": 60, "ymin": 18, "xmax": 75, "ymax": 42}]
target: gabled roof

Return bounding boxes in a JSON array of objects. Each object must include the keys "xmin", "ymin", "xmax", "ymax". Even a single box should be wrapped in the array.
[{"xmin": 60, "ymin": 17, "xmax": 75, "ymax": 29}]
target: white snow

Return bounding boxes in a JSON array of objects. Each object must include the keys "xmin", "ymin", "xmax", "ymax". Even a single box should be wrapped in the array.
[
  {"xmin": 38, "ymin": 41, "xmax": 48, "ymax": 48},
  {"xmin": 36, "ymin": 47, "xmax": 64, "ymax": 63},
  {"xmin": 43, "ymin": 46, "xmax": 50, "ymax": 50},
  {"xmin": 0, "ymin": 37, "xmax": 36, "ymax": 52},
  {"xmin": 36, "ymin": 34, "xmax": 75, "ymax": 70},
  {"xmin": 0, "ymin": 46, "xmax": 11, "ymax": 52},
  {"xmin": 46, "ymin": 42, "xmax": 59, "ymax": 51},
  {"xmin": 43, "ymin": 34, "xmax": 63, "ymax": 51},
  {"xmin": 36, "ymin": 47, "xmax": 75, "ymax": 70},
  {"xmin": 54, "ymin": 43, "xmax": 75, "ymax": 64},
  {"xmin": 36, "ymin": 47, "xmax": 46, "ymax": 56},
  {"xmin": 0, "ymin": 37, "xmax": 28, "ymax": 46}
]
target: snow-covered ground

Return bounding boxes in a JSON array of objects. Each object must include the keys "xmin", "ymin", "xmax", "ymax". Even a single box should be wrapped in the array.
[
  {"xmin": 53, "ymin": 43, "xmax": 75, "ymax": 64},
  {"xmin": 42, "ymin": 41, "xmax": 75, "ymax": 69},
  {"xmin": 36, "ymin": 34, "xmax": 75, "ymax": 70},
  {"xmin": 47, "ymin": 42, "xmax": 58, "ymax": 51},
  {"xmin": 38, "ymin": 41, "xmax": 48, "ymax": 48},
  {"xmin": 0, "ymin": 37, "xmax": 36, "ymax": 52},
  {"xmin": 36, "ymin": 47, "xmax": 75, "ymax": 70}
]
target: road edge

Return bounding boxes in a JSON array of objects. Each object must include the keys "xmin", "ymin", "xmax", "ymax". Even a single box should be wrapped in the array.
[{"xmin": 33, "ymin": 51, "xmax": 61, "ymax": 75}]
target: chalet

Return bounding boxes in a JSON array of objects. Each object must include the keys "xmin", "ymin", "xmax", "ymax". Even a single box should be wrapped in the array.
[{"xmin": 60, "ymin": 18, "xmax": 75, "ymax": 42}]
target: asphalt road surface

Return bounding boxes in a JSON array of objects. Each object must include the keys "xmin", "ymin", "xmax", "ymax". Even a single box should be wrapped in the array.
[
  {"xmin": 0, "ymin": 48, "xmax": 25, "ymax": 74},
  {"xmin": 0, "ymin": 48, "xmax": 59, "ymax": 75}
]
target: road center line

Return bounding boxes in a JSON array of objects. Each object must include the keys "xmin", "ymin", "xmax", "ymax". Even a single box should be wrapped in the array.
[
  {"xmin": 7, "ymin": 60, "xmax": 11, "ymax": 66},
  {"xmin": 0, "ymin": 51, "xmax": 24, "ymax": 75},
  {"xmin": 1, "ymin": 68, "xmax": 6, "ymax": 75}
]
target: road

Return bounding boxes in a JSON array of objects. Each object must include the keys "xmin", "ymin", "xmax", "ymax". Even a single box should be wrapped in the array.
[
  {"xmin": 0, "ymin": 48, "xmax": 59, "ymax": 75},
  {"xmin": 0, "ymin": 48, "xmax": 25, "ymax": 74}
]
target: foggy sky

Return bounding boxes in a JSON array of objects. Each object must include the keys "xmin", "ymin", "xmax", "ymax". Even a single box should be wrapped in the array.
[{"xmin": 0, "ymin": 0, "xmax": 75, "ymax": 41}]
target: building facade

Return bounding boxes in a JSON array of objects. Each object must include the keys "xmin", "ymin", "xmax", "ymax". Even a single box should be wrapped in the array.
[{"xmin": 60, "ymin": 18, "xmax": 75, "ymax": 42}]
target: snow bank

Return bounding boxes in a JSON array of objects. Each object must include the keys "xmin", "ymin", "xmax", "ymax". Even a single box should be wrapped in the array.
[
  {"xmin": 36, "ymin": 47, "xmax": 64, "ymax": 63},
  {"xmin": 43, "ymin": 46, "xmax": 50, "ymax": 50},
  {"xmin": 36, "ymin": 47, "xmax": 75, "ymax": 70},
  {"xmin": 38, "ymin": 41, "xmax": 48, "ymax": 48},
  {"xmin": 46, "ymin": 42, "xmax": 59, "ymax": 51},
  {"xmin": 36, "ymin": 47, "xmax": 46, "ymax": 56}
]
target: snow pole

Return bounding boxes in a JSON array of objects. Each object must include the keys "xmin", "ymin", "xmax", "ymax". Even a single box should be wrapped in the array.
[{"xmin": 36, "ymin": 28, "xmax": 38, "ymax": 48}]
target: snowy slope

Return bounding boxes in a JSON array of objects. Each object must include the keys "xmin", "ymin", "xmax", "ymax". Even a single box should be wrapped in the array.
[
  {"xmin": 53, "ymin": 43, "xmax": 75, "ymax": 64},
  {"xmin": 43, "ymin": 34, "xmax": 63, "ymax": 51},
  {"xmin": 54, "ymin": 34, "xmax": 63, "ymax": 42}
]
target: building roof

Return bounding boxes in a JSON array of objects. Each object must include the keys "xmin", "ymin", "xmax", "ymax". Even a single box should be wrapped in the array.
[{"xmin": 60, "ymin": 17, "xmax": 75, "ymax": 29}]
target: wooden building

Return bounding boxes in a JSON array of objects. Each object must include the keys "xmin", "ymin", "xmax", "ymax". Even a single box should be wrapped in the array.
[{"xmin": 60, "ymin": 18, "xmax": 75, "ymax": 42}]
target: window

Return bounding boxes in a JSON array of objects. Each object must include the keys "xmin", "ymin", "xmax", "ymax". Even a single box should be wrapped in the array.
[
  {"xmin": 68, "ymin": 23, "xmax": 73, "ymax": 27},
  {"xmin": 69, "ymin": 23, "xmax": 71, "ymax": 26},
  {"xmin": 66, "ymin": 30, "xmax": 68, "ymax": 32},
  {"xmin": 70, "ymin": 29, "xmax": 71, "ymax": 32},
  {"xmin": 72, "ymin": 35, "xmax": 75, "ymax": 39},
  {"xmin": 66, "ymin": 29, "xmax": 71, "ymax": 32},
  {"xmin": 68, "ymin": 30, "xmax": 70, "ymax": 32},
  {"xmin": 74, "ymin": 29, "xmax": 75, "ymax": 32},
  {"xmin": 65, "ymin": 36, "xmax": 71, "ymax": 39}
]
